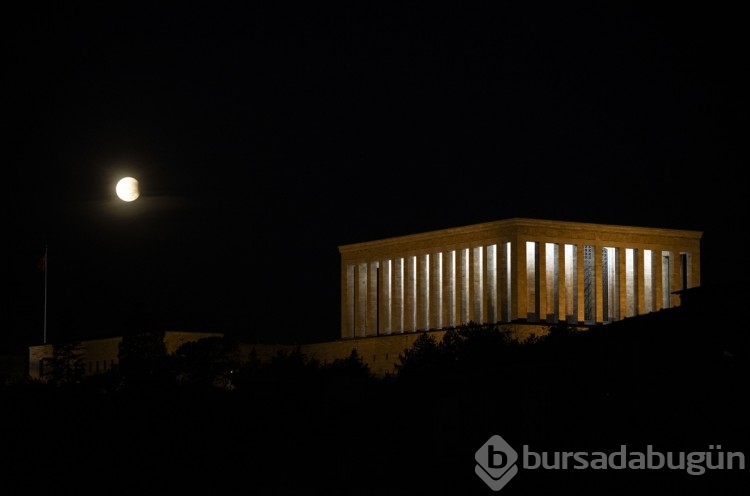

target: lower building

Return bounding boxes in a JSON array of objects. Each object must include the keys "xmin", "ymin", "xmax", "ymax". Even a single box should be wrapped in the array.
[{"xmin": 27, "ymin": 330, "xmax": 224, "ymax": 382}]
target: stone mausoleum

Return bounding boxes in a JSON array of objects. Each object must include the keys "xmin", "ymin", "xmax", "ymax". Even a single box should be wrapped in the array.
[
  {"xmin": 22, "ymin": 218, "xmax": 703, "ymax": 380},
  {"xmin": 338, "ymin": 217, "xmax": 702, "ymax": 339}
]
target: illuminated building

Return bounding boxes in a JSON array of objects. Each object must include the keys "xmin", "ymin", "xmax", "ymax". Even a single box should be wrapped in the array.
[
  {"xmin": 21, "ymin": 218, "xmax": 704, "ymax": 380},
  {"xmin": 338, "ymin": 218, "xmax": 702, "ymax": 339}
]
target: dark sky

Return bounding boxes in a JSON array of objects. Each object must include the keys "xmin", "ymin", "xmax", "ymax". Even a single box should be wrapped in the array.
[{"xmin": 3, "ymin": 3, "xmax": 747, "ymax": 348}]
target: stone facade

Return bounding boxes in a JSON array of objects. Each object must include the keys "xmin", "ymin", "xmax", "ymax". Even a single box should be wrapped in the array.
[{"xmin": 339, "ymin": 217, "xmax": 702, "ymax": 339}]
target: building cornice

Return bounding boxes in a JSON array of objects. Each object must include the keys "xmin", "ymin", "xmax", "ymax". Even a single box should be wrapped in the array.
[{"xmin": 338, "ymin": 217, "xmax": 703, "ymax": 258}]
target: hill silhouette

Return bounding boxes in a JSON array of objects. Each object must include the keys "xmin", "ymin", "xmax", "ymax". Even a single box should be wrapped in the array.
[{"xmin": 2, "ymin": 284, "xmax": 747, "ymax": 494}]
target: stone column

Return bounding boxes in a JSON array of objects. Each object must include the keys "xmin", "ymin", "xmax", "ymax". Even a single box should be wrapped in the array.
[
  {"xmin": 486, "ymin": 244, "xmax": 498, "ymax": 324},
  {"xmin": 406, "ymin": 255, "xmax": 417, "ymax": 331},
  {"xmin": 595, "ymin": 244, "xmax": 604, "ymax": 324},
  {"xmin": 472, "ymin": 246, "xmax": 484, "ymax": 324},
  {"xmin": 558, "ymin": 243, "xmax": 567, "ymax": 323},
  {"xmin": 637, "ymin": 248, "xmax": 646, "ymax": 316},
  {"xmin": 618, "ymin": 247, "xmax": 627, "ymax": 321},
  {"xmin": 430, "ymin": 252, "xmax": 442, "ymax": 329},
  {"xmin": 367, "ymin": 262, "xmax": 379, "ymax": 336},
  {"xmin": 458, "ymin": 247, "xmax": 470, "ymax": 325},
  {"xmin": 417, "ymin": 253, "xmax": 429, "ymax": 331},
  {"xmin": 514, "ymin": 238, "xmax": 527, "ymax": 322},
  {"xmin": 355, "ymin": 263, "xmax": 367, "ymax": 337},
  {"xmin": 392, "ymin": 257, "xmax": 404, "ymax": 333},
  {"xmin": 443, "ymin": 249, "xmax": 455, "ymax": 328},
  {"xmin": 380, "ymin": 259, "xmax": 392, "ymax": 335},
  {"xmin": 500, "ymin": 242, "xmax": 511, "ymax": 323}
]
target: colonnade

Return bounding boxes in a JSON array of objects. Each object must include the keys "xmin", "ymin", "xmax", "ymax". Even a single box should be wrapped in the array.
[{"xmin": 339, "ymin": 218, "xmax": 702, "ymax": 339}]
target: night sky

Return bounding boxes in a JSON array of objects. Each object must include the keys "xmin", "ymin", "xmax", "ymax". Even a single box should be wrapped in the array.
[{"xmin": 3, "ymin": 3, "xmax": 747, "ymax": 349}]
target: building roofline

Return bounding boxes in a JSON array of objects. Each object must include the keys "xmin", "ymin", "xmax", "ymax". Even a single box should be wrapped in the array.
[{"xmin": 338, "ymin": 217, "xmax": 703, "ymax": 254}]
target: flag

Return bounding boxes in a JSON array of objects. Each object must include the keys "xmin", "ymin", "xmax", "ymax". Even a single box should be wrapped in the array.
[{"xmin": 38, "ymin": 250, "xmax": 47, "ymax": 271}]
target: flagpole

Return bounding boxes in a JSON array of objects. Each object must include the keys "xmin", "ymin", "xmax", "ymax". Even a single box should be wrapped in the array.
[{"xmin": 43, "ymin": 244, "xmax": 48, "ymax": 344}]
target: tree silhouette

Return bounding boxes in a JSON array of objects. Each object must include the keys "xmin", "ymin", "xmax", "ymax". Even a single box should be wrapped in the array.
[
  {"xmin": 117, "ymin": 330, "xmax": 170, "ymax": 389},
  {"xmin": 394, "ymin": 323, "xmax": 524, "ymax": 382},
  {"xmin": 42, "ymin": 338, "xmax": 85, "ymax": 386},
  {"xmin": 393, "ymin": 331, "xmax": 443, "ymax": 380},
  {"xmin": 172, "ymin": 336, "xmax": 241, "ymax": 390},
  {"xmin": 266, "ymin": 346, "xmax": 320, "ymax": 378},
  {"xmin": 324, "ymin": 348, "xmax": 371, "ymax": 380}
]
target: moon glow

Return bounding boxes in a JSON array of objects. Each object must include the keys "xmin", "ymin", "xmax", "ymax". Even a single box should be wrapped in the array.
[{"xmin": 116, "ymin": 177, "xmax": 140, "ymax": 202}]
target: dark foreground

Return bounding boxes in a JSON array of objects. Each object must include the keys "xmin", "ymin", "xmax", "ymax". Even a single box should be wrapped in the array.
[{"xmin": 2, "ymin": 307, "xmax": 748, "ymax": 495}]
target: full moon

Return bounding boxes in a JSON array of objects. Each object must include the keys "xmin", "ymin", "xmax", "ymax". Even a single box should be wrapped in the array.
[{"xmin": 116, "ymin": 177, "xmax": 140, "ymax": 202}]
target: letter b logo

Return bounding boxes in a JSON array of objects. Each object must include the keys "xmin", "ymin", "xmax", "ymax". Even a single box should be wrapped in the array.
[
  {"xmin": 475, "ymin": 435, "xmax": 519, "ymax": 491},
  {"xmin": 488, "ymin": 446, "xmax": 508, "ymax": 469}
]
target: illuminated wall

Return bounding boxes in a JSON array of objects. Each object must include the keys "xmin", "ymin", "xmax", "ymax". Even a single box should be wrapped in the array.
[{"xmin": 339, "ymin": 218, "xmax": 702, "ymax": 339}]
